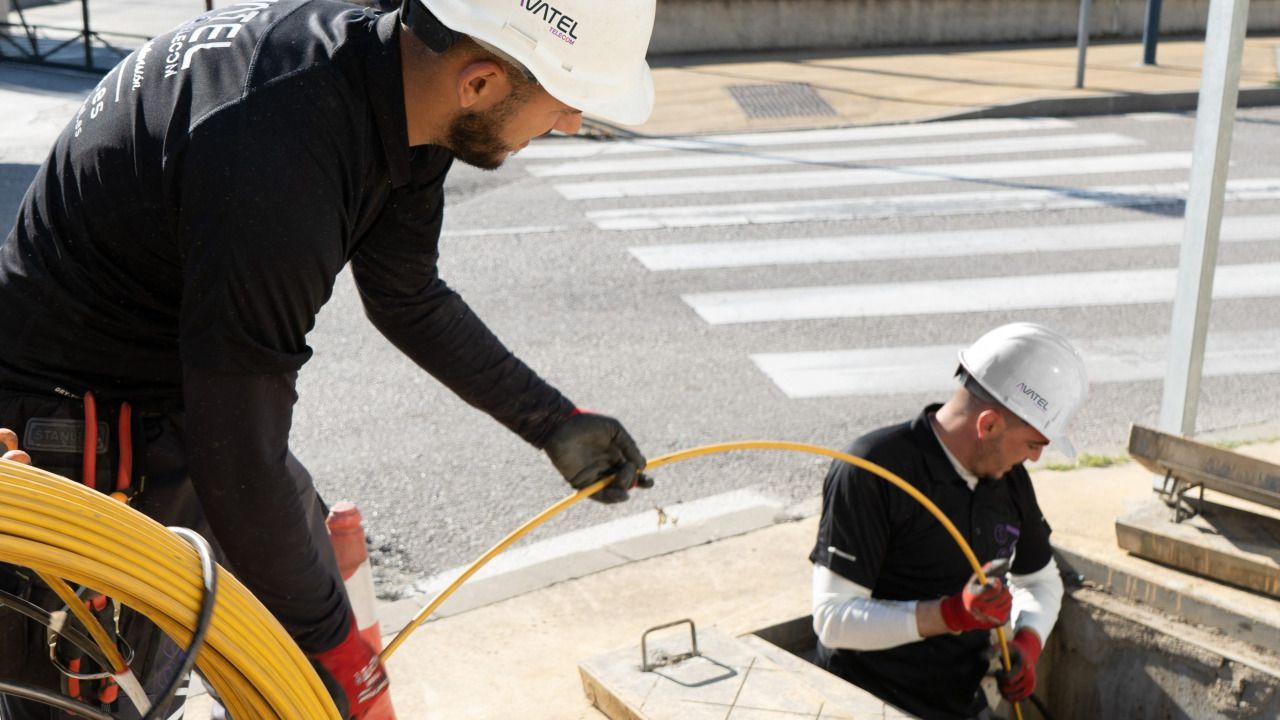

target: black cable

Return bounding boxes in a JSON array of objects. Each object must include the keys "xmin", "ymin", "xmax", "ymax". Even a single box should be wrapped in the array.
[
  {"xmin": 0, "ymin": 588, "xmax": 114, "ymax": 670},
  {"xmin": 0, "ymin": 680, "xmax": 115, "ymax": 720},
  {"xmin": 1029, "ymin": 692, "xmax": 1055, "ymax": 720},
  {"xmin": 140, "ymin": 527, "xmax": 218, "ymax": 720}
]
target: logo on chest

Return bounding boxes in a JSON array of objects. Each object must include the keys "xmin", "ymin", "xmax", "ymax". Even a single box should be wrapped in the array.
[{"xmin": 992, "ymin": 523, "xmax": 1020, "ymax": 558}]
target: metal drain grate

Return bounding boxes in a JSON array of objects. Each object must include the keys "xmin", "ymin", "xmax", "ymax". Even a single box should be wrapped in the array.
[{"xmin": 727, "ymin": 83, "xmax": 837, "ymax": 119}]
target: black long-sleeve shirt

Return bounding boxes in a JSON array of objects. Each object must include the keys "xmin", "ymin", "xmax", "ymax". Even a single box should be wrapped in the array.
[{"xmin": 0, "ymin": 0, "xmax": 573, "ymax": 651}]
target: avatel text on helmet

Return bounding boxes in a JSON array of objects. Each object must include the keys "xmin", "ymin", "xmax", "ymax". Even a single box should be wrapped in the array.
[
  {"xmin": 521, "ymin": 0, "xmax": 579, "ymax": 44},
  {"xmin": 1016, "ymin": 382, "xmax": 1050, "ymax": 412}
]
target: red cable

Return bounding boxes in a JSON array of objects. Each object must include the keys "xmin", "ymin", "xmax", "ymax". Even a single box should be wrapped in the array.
[
  {"xmin": 82, "ymin": 392, "xmax": 97, "ymax": 490},
  {"xmin": 116, "ymin": 403, "xmax": 132, "ymax": 492}
]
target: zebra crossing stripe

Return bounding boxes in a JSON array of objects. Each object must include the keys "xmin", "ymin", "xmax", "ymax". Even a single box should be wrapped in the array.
[
  {"xmin": 525, "ymin": 133, "xmax": 1139, "ymax": 177},
  {"xmin": 588, "ymin": 177, "xmax": 1280, "ymax": 230},
  {"xmin": 517, "ymin": 117, "xmax": 1075, "ymax": 160},
  {"xmin": 629, "ymin": 215, "xmax": 1280, "ymax": 271},
  {"xmin": 683, "ymin": 262, "xmax": 1280, "ymax": 325},
  {"xmin": 554, "ymin": 152, "xmax": 1192, "ymax": 200},
  {"xmin": 752, "ymin": 330, "xmax": 1280, "ymax": 399}
]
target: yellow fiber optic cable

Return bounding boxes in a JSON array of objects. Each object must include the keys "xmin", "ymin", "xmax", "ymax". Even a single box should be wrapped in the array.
[
  {"xmin": 0, "ymin": 458, "xmax": 340, "ymax": 719},
  {"xmin": 382, "ymin": 440, "xmax": 1023, "ymax": 720}
]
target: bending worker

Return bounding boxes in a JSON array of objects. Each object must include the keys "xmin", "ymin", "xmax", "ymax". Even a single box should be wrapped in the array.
[
  {"xmin": 809, "ymin": 323, "xmax": 1088, "ymax": 719},
  {"xmin": 0, "ymin": 0, "xmax": 657, "ymax": 717}
]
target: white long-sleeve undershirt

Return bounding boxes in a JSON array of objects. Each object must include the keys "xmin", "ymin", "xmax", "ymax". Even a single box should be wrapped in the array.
[
  {"xmin": 812, "ymin": 563, "xmax": 921, "ymax": 650},
  {"xmin": 811, "ymin": 558, "xmax": 1064, "ymax": 651}
]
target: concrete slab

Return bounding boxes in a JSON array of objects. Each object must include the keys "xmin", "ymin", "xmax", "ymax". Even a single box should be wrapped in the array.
[
  {"xmin": 1116, "ymin": 497, "xmax": 1280, "ymax": 598},
  {"xmin": 738, "ymin": 635, "xmax": 914, "ymax": 719},
  {"xmin": 579, "ymin": 625, "xmax": 888, "ymax": 720}
]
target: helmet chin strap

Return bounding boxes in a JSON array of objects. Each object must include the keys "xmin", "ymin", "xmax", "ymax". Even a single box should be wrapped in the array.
[{"xmin": 400, "ymin": 0, "xmax": 461, "ymax": 53}]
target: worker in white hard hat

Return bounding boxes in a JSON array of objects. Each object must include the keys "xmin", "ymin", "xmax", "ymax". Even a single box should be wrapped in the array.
[
  {"xmin": 808, "ymin": 323, "xmax": 1089, "ymax": 719},
  {"xmin": 0, "ymin": 0, "xmax": 657, "ymax": 717}
]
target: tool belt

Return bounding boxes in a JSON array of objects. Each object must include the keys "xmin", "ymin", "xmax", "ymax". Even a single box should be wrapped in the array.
[
  {"xmin": 1, "ymin": 390, "xmax": 147, "ymax": 714},
  {"xmin": 4, "ymin": 390, "xmax": 145, "ymax": 500}
]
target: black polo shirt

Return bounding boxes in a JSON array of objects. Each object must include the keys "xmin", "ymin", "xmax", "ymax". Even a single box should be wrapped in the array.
[
  {"xmin": 0, "ymin": 0, "xmax": 572, "ymax": 652},
  {"xmin": 809, "ymin": 404, "xmax": 1053, "ymax": 720}
]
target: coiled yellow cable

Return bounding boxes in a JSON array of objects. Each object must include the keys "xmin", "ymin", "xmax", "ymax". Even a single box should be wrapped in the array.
[{"xmin": 0, "ymin": 458, "xmax": 340, "ymax": 719}]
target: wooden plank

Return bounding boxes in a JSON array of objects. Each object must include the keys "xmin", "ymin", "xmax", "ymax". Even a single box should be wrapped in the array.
[
  {"xmin": 1127, "ymin": 424, "xmax": 1280, "ymax": 510},
  {"xmin": 1116, "ymin": 498, "xmax": 1280, "ymax": 598}
]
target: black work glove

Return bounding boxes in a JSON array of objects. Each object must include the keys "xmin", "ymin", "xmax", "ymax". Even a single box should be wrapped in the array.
[{"xmin": 544, "ymin": 410, "xmax": 652, "ymax": 503}]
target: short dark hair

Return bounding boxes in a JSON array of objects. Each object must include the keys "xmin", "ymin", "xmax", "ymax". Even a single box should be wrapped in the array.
[
  {"xmin": 453, "ymin": 36, "xmax": 538, "ymax": 91},
  {"xmin": 955, "ymin": 367, "xmax": 1027, "ymax": 427}
]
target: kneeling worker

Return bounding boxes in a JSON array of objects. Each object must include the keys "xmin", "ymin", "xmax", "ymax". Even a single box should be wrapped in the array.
[{"xmin": 809, "ymin": 322, "xmax": 1088, "ymax": 719}]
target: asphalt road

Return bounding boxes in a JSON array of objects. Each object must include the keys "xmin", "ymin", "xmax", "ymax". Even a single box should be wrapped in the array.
[
  {"xmin": 296, "ymin": 108, "xmax": 1280, "ymax": 596},
  {"xmin": 4, "ymin": 64, "xmax": 1279, "ymax": 596}
]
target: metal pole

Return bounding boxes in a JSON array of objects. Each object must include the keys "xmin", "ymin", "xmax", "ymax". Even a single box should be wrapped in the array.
[
  {"xmin": 1142, "ymin": 0, "xmax": 1164, "ymax": 65},
  {"xmin": 79, "ymin": 0, "xmax": 90, "ymax": 68},
  {"xmin": 1075, "ymin": 0, "xmax": 1092, "ymax": 88},
  {"xmin": 1156, "ymin": 0, "xmax": 1250, "ymax": 463}
]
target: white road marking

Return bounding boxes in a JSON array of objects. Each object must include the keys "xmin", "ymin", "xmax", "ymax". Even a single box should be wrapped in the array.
[
  {"xmin": 525, "ymin": 133, "xmax": 1139, "ymax": 177},
  {"xmin": 753, "ymin": 330, "xmax": 1280, "ymax": 399},
  {"xmin": 587, "ymin": 177, "xmax": 1280, "ymax": 230},
  {"xmin": 440, "ymin": 225, "xmax": 566, "ymax": 237},
  {"xmin": 555, "ymin": 152, "xmax": 1193, "ymax": 200},
  {"xmin": 628, "ymin": 215, "xmax": 1280, "ymax": 271},
  {"xmin": 683, "ymin": 261, "xmax": 1280, "ymax": 325},
  {"xmin": 516, "ymin": 118, "xmax": 1075, "ymax": 160}
]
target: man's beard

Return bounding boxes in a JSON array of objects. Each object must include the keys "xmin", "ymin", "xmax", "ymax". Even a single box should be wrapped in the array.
[
  {"xmin": 446, "ymin": 91, "xmax": 526, "ymax": 170},
  {"xmin": 972, "ymin": 436, "xmax": 1004, "ymax": 482}
]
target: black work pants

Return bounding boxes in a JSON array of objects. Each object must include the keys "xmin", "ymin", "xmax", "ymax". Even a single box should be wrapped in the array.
[{"xmin": 0, "ymin": 393, "xmax": 342, "ymax": 719}]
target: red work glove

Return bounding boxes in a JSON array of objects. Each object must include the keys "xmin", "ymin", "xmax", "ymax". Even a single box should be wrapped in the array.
[
  {"xmin": 309, "ymin": 614, "xmax": 393, "ymax": 719},
  {"xmin": 994, "ymin": 629, "xmax": 1043, "ymax": 702},
  {"xmin": 939, "ymin": 559, "xmax": 1012, "ymax": 632}
]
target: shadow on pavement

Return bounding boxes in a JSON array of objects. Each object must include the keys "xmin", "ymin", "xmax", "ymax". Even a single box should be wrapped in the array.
[{"xmin": 1, "ymin": 164, "xmax": 40, "ymax": 238}]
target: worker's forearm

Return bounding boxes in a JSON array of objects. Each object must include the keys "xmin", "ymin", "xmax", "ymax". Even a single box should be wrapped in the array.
[
  {"xmin": 915, "ymin": 599, "xmax": 952, "ymax": 637},
  {"xmin": 183, "ymin": 366, "xmax": 349, "ymax": 653}
]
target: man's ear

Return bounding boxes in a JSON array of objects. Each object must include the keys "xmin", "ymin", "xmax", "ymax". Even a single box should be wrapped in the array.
[
  {"xmin": 456, "ymin": 59, "xmax": 508, "ymax": 110},
  {"xmin": 975, "ymin": 408, "xmax": 1005, "ymax": 441}
]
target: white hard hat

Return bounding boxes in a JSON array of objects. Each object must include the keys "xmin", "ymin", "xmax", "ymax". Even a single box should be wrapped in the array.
[
  {"xmin": 407, "ymin": 0, "xmax": 656, "ymax": 126},
  {"xmin": 958, "ymin": 323, "xmax": 1089, "ymax": 458}
]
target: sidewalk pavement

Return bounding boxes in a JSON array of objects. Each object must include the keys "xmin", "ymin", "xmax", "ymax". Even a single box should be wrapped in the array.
[
  {"xmin": 4, "ymin": 0, "xmax": 1280, "ymax": 136},
  {"xmin": 182, "ymin": 440, "xmax": 1280, "ymax": 719},
  {"xmin": 629, "ymin": 35, "xmax": 1280, "ymax": 136}
]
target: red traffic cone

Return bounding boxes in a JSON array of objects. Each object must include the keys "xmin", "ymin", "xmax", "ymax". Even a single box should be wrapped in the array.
[
  {"xmin": 327, "ymin": 503, "xmax": 398, "ymax": 718},
  {"xmin": 326, "ymin": 502, "xmax": 383, "ymax": 652}
]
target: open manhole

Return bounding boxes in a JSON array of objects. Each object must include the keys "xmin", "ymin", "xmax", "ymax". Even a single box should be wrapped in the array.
[
  {"xmin": 753, "ymin": 585, "xmax": 1280, "ymax": 719},
  {"xmin": 727, "ymin": 82, "xmax": 837, "ymax": 119}
]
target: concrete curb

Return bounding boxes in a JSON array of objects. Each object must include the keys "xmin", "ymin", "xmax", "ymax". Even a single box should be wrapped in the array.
[
  {"xmin": 1055, "ymin": 541, "xmax": 1280, "ymax": 657},
  {"xmin": 376, "ymin": 488, "xmax": 788, "ymax": 636},
  {"xmin": 929, "ymin": 86, "xmax": 1280, "ymax": 123}
]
